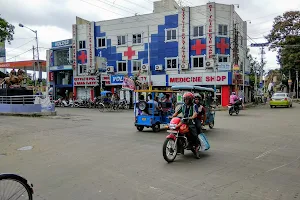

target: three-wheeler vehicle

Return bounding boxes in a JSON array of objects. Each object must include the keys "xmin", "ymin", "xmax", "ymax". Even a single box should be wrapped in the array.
[
  {"xmin": 134, "ymin": 89, "xmax": 177, "ymax": 132},
  {"xmin": 171, "ymin": 85, "xmax": 216, "ymax": 129}
]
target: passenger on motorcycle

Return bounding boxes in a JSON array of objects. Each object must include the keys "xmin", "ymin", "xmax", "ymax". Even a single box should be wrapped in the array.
[
  {"xmin": 171, "ymin": 92, "xmax": 200, "ymax": 151},
  {"xmin": 194, "ymin": 94, "xmax": 206, "ymax": 131},
  {"xmin": 230, "ymin": 92, "xmax": 240, "ymax": 109}
]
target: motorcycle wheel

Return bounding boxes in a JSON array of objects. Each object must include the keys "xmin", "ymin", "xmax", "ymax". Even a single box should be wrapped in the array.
[
  {"xmin": 236, "ymin": 109, "xmax": 239, "ymax": 115},
  {"xmin": 162, "ymin": 138, "xmax": 177, "ymax": 163},
  {"xmin": 98, "ymin": 104, "xmax": 105, "ymax": 112},
  {"xmin": 229, "ymin": 109, "xmax": 233, "ymax": 116}
]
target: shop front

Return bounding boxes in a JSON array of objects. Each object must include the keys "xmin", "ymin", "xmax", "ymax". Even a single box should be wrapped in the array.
[
  {"xmin": 73, "ymin": 76, "xmax": 97, "ymax": 100},
  {"xmin": 166, "ymin": 72, "xmax": 232, "ymax": 106},
  {"xmin": 49, "ymin": 65, "xmax": 73, "ymax": 100}
]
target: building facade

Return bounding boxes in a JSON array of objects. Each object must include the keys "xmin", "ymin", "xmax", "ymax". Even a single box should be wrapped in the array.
[
  {"xmin": 72, "ymin": 0, "xmax": 250, "ymax": 105},
  {"xmin": 47, "ymin": 39, "xmax": 73, "ymax": 100}
]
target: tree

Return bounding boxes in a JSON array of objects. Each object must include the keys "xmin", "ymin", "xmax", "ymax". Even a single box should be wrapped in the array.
[
  {"xmin": 0, "ymin": 16, "xmax": 15, "ymax": 44},
  {"xmin": 266, "ymin": 11, "xmax": 300, "ymax": 81}
]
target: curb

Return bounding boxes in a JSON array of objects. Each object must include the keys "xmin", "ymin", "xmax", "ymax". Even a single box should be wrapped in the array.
[
  {"xmin": 214, "ymin": 103, "xmax": 254, "ymax": 111},
  {"xmin": 0, "ymin": 111, "xmax": 57, "ymax": 117}
]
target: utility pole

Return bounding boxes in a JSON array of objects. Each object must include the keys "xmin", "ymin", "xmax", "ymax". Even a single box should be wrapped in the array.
[
  {"xmin": 32, "ymin": 45, "xmax": 36, "ymax": 87},
  {"xmin": 147, "ymin": 25, "xmax": 151, "ymax": 90},
  {"xmin": 296, "ymin": 70, "xmax": 298, "ymax": 100}
]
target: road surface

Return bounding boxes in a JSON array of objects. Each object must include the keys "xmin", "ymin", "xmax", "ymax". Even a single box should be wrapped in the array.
[{"xmin": 0, "ymin": 104, "xmax": 300, "ymax": 200}]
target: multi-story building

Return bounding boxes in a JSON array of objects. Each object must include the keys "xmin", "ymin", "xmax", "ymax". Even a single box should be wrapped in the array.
[
  {"xmin": 47, "ymin": 39, "xmax": 73, "ymax": 100},
  {"xmin": 72, "ymin": 0, "xmax": 250, "ymax": 105}
]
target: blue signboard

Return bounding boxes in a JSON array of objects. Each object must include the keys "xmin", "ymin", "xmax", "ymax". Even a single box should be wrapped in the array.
[
  {"xmin": 218, "ymin": 63, "xmax": 231, "ymax": 71},
  {"xmin": 110, "ymin": 75, "xmax": 125, "ymax": 85},
  {"xmin": 51, "ymin": 39, "xmax": 72, "ymax": 48}
]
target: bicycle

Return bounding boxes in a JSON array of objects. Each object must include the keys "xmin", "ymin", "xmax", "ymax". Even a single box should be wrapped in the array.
[{"xmin": 0, "ymin": 173, "xmax": 34, "ymax": 200}]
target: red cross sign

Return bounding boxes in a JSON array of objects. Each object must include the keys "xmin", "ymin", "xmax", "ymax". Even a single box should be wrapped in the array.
[
  {"xmin": 217, "ymin": 38, "xmax": 229, "ymax": 54},
  {"xmin": 78, "ymin": 51, "xmax": 87, "ymax": 64},
  {"xmin": 191, "ymin": 40, "xmax": 206, "ymax": 55},
  {"xmin": 124, "ymin": 47, "xmax": 136, "ymax": 60}
]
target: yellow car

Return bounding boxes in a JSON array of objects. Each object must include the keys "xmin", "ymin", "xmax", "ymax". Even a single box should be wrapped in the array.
[{"xmin": 270, "ymin": 93, "xmax": 293, "ymax": 108}]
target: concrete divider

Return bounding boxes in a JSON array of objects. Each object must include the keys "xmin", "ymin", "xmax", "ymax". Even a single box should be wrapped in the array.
[{"xmin": 0, "ymin": 104, "xmax": 56, "ymax": 116}]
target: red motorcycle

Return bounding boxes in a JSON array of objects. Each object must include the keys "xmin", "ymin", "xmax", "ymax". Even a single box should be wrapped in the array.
[{"xmin": 163, "ymin": 117, "xmax": 201, "ymax": 163}]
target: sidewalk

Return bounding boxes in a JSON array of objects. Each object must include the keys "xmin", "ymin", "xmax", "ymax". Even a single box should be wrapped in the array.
[{"xmin": 214, "ymin": 102, "xmax": 255, "ymax": 111}]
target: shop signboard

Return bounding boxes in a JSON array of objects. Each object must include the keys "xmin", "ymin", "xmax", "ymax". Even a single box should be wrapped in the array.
[
  {"xmin": 51, "ymin": 39, "xmax": 72, "ymax": 48},
  {"xmin": 49, "ymin": 65, "xmax": 72, "ymax": 71},
  {"xmin": 73, "ymin": 76, "xmax": 98, "ymax": 86},
  {"xmin": 168, "ymin": 72, "xmax": 231, "ymax": 86},
  {"xmin": 110, "ymin": 75, "xmax": 125, "ymax": 85},
  {"xmin": 218, "ymin": 63, "xmax": 231, "ymax": 71}
]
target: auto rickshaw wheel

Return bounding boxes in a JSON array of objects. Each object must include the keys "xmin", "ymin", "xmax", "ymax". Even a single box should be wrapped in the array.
[
  {"xmin": 137, "ymin": 126, "xmax": 144, "ymax": 131},
  {"xmin": 152, "ymin": 123, "xmax": 160, "ymax": 132},
  {"xmin": 209, "ymin": 121, "xmax": 214, "ymax": 129}
]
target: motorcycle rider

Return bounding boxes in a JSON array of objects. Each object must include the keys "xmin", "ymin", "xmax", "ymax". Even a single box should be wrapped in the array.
[
  {"xmin": 171, "ymin": 92, "xmax": 200, "ymax": 151},
  {"xmin": 230, "ymin": 92, "xmax": 239, "ymax": 111}
]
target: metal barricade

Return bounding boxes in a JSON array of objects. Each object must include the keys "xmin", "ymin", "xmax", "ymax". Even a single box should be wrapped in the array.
[{"xmin": 0, "ymin": 95, "xmax": 53, "ymax": 105}]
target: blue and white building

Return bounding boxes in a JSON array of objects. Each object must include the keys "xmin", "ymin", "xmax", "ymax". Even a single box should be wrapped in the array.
[
  {"xmin": 72, "ymin": 0, "xmax": 250, "ymax": 105},
  {"xmin": 47, "ymin": 39, "xmax": 73, "ymax": 100}
]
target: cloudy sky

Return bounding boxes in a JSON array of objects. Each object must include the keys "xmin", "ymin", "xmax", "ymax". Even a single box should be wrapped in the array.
[{"xmin": 2, "ymin": 0, "xmax": 300, "ymax": 74}]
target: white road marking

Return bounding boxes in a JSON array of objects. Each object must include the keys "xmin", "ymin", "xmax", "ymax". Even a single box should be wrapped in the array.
[
  {"xmin": 267, "ymin": 156, "xmax": 300, "ymax": 172},
  {"xmin": 255, "ymin": 145, "xmax": 287, "ymax": 159}
]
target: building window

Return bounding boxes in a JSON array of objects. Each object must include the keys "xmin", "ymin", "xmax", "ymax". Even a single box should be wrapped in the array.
[
  {"xmin": 218, "ymin": 56, "xmax": 229, "ymax": 63},
  {"xmin": 240, "ymin": 36, "xmax": 243, "ymax": 46},
  {"xmin": 97, "ymin": 37, "xmax": 106, "ymax": 48},
  {"xmin": 193, "ymin": 26, "xmax": 204, "ymax": 38},
  {"xmin": 166, "ymin": 58, "xmax": 177, "ymax": 70},
  {"xmin": 79, "ymin": 40, "xmax": 86, "ymax": 49},
  {"xmin": 132, "ymin": 60, "xmax": 142, "ymax": 72},
  {"xmin": 165, "ymin": 28, "xmax": 177, "ymax": 42},
  {"xmin": 218, "ymin": 24, "xmax": 228, "ymax": 36},
  {"xmin": 117, "ymin": 35, "xmax": 126, "ymax": 46},
  {"xmin": 78, "ymin": 64, "xmax": 87, "ymax": 75},
  {"xmin": 54, "ymin": 49, "xmax": 70, "ymax": 66},
  {"xmin": 192, "ymin": 56, "xmax": 205, "ymax": 68},
  {"xmin": 132, "ymin": 34, "xmax": 142, "ymax": 44},
  {"xmin": 117, "ymin": 61, "xmax": 127, "ymax": 72}
]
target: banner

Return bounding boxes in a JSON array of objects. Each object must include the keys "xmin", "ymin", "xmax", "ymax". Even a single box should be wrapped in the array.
[{"xmin": 122, "ymin": 77, "xmax": 135, "ymax": 90}]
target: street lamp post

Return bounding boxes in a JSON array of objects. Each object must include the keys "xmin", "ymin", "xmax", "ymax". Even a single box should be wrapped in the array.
[{"xmin": 19, "ymin": 23, "xmax": 41, "ymax": 92}]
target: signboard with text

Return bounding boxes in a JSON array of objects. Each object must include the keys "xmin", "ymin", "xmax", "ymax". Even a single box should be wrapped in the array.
[
  {"xmin": 73, "ymin": 76, "xmax": 97, "ymax": 86},
  {"xmin": 51, "ymin": 39, "xmax": 72, "ymax": 48},
  {"xmin": 168, "ymin": 72, "xmax": 231, "ymax": 86}
]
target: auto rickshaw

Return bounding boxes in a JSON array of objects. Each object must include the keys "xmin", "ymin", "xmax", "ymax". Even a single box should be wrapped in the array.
[
  {"xmin": 171, "ymin": 85, "xmax": 216, "ymax": 129},
  {"xmin": 134, "ymin": 89, "xmax": 176, "ymax": 132}
]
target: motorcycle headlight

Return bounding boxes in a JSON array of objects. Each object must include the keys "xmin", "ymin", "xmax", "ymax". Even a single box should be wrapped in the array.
[{"xmin": 169, "ymin": 124, "xmax": 176, "ymax": 129}]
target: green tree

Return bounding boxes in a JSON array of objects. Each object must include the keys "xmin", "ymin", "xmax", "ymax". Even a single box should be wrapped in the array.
[
  {"xmin": 0, "ymin": 16, "xmax": 15, "ymax": 43},
  {"xmin": 266, "ymin": 11, "xmax": 300, "ymax": 81}
]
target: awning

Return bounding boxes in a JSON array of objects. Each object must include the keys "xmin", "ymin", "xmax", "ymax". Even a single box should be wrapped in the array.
[{"xmin": 0, "ymin": 60, "xmax": 46, "ymax": 72}]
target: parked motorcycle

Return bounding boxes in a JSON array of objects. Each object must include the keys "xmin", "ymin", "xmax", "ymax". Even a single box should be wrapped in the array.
[
  {"xmin": 163, "ymin": 117, "xmax": 201, "ymax": 163},
  {"xmin": 118, "ymin": 99, "xmax": 129, "ymax": 109},
  {"xmin": 228, "ymin": 98, "xmax": 242, "ymax": 116}
]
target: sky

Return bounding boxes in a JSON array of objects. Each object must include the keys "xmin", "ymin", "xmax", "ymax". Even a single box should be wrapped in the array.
[{"xmin": 2, "ymin": 0, "xmax": 300, "ymax": 78}]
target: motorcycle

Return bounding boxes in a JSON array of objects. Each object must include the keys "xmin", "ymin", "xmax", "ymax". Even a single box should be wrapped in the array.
[
  {"xmin": 118, "ymin": 99, "xmax": 129, "ymax": 109},
  {"xmin": 163, "ymin": 117, "xmax": 201, "ymax": 163},
  {"xmin": 228, "ymin": 98, "xmax": 242, "ymax": 116}
]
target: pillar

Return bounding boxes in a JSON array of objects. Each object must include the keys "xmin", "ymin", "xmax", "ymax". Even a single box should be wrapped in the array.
[
  {"xmin": 221, "ymin": 85, "xmax": 230, "ymax": 106},
  {"xmin": 90, "ymin": 88, "xmax": 94, "ymax": 100}
]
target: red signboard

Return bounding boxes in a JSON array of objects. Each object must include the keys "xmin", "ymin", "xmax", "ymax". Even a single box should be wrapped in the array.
[
  {"xmin": 73, "ymin": 76, "xmax": 97, "ymax": 86},
  {"xmin": 49, "ymin": 72, "xmax": 54, "ymax": 81}
]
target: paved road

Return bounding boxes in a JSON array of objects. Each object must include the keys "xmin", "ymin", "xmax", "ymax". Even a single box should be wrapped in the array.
[{"xmin": 0, "ymin": 104, "xmax": 300, "ymax": 200}]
